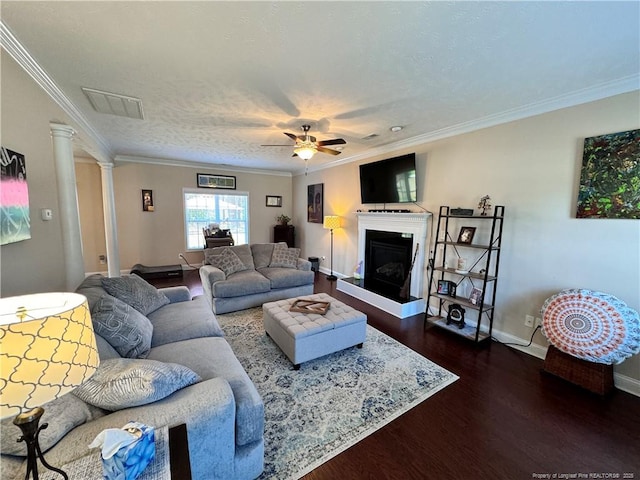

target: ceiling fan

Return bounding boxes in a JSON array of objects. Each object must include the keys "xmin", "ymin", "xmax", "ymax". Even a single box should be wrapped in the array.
[{"xmin": 262, "ymin": 124, "xmax": 346, "ymax": 161}]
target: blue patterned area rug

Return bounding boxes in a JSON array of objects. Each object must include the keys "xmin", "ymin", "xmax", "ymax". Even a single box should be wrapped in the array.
[{"xmin": 218, "ymin": 307, "xmax": 458, "ymax": 480}]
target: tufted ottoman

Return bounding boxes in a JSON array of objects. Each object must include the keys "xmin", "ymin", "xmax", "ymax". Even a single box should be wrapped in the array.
[{"xmin": 262, "ymin": 293, "xmax": 367, "ymax": 369}]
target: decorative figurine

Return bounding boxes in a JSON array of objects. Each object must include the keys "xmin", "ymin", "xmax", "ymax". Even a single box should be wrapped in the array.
[
  {"xmin": 353, "ymin": 260, "xmax": 363, "ymax": 280},
  {"xmin": 478, "ymin": 195, "xmax": 492, "ymax": 216}
]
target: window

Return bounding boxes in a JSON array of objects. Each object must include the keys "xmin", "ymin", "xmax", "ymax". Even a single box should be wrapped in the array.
[{"xmin": 183, "ymin": 189, "xmax": 249, "ymax": 250}]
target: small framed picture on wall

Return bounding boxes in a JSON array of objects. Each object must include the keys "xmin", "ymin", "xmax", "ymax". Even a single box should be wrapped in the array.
[
  {"xmin": 307, "ymin": 183, "xmax": 323, "ymax": 223},
  {"xmin": 266, "ymin": 195, "xmax": 282, "ymax": 207},
  {"xmin": 142, "ymin": 189, "xmax": 154, "ymax": 212}
]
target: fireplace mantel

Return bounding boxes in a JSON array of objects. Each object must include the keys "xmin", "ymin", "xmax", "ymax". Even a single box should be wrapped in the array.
[{"xmin": 337, "ymin": 211, "xmax": 431, "ymax": 318}]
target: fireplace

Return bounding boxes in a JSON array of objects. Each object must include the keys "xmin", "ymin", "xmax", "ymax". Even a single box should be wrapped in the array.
[
  {"xmin": 337, "ymin": 211, "xmax": 431, "ymax": 319},
  {"xmin": 365, "ymin": 230, "xmax": 413, "ymax": 300}
]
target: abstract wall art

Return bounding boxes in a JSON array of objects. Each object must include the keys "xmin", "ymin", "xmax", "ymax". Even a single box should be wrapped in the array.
[
  {"xmin": 576, "ymin": 129, "xmax": 640, "ymax": 219},
  {"xmin": 1, "ymin": 147, "xmax": 31, "ymax": 245},
  {"xmin": 307, "ymin": 183, "xmax": 323, "ymax": 223}
]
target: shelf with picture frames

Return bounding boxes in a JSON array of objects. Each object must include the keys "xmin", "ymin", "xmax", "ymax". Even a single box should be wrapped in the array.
[{"xmin": 425, "ymin": 205, "xmax": 505, "ymax": 344}]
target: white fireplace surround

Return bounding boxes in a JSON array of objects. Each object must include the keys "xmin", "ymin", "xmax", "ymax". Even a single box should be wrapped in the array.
[{"xmin": 337, "ymin": 211, "xmax": 431, "ymax": 318}]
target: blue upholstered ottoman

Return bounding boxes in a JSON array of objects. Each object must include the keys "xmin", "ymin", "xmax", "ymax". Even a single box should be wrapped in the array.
[{"xmin": 262, "ymin": 293, "xmax": 367, "ymax": 369}]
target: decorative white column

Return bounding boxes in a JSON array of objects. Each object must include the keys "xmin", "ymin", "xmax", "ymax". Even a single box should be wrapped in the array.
[
  {"xmin": 50, "ymin": 123, "xmax": 85, "ymax": 290},
  {"xmin": 97, "ymin": 161, "xmax": 121, "ymax": 277}
]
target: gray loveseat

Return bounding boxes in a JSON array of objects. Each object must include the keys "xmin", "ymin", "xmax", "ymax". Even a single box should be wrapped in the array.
[
  {"xmin": 1, "ymin": 274, "xmax": 264, "ymax": 480},
  {"xmin": 200, "ymin": 242, "xmax": 315, "ymax": 314}
]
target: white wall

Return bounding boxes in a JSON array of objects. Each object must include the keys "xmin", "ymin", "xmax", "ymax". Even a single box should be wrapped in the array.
[
  {"xmin": 109, "ymin": 162, "xmax": 293, "ymax": 270},
  {"xmin": 292, "ymin": 91, "xmax": 640, "ymax": 386},
  {"xmin": 0, "ymin": 54, "xmax": 103, "ymax": 295}
]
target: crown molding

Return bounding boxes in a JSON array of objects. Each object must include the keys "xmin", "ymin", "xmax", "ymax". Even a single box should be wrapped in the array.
[
  {"xmin": 114, "ymin": 155, "xmax": 292, "ymax": 177},
  {"xmin": 0, "ymin": 21, "xmax": 113, "ymax": 164},
  {"xmin": 298, "ymin": 75, "xmax": 640, "ymax": 177}
]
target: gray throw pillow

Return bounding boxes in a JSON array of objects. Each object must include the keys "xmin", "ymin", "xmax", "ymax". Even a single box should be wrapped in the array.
[
  {"xmin": 206, "ymin": 247, "xmax": 248, "ymax": 277},
  {"xmin": 73, "ymin": 358, "xmax": 201, "ymax": 411},
  {"xmin": 1, "ymin": 393, "xmax": 104, "ymax": 456},
  {"xmin": 91, "ymin": 294, "xmax": 153, "ymax": 359},
  {"xmin": 101, "ymin": 274, "xmax": 169, "ymax": 315},
  {"xmin": 250, "ymin": 243, "xmax": 276, "ymax": 269},
  {"xmin": 269, "ymin": 244, "xmax": 300, "ymax": 268}
]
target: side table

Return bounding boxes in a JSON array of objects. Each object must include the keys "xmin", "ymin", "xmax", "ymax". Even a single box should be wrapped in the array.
[
  {"xmin": 169, "ymin": 424, "xmax": 192, "ymax": 479},
  {"xmin": 39, "ymin": 424, "xmax": 192, "ymax": 480}
]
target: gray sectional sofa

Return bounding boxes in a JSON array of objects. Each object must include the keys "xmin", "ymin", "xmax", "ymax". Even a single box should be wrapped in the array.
[
  {"xmin": 200, "ymin": 242, "xmax": 315, "ymax": 314},
  {"xmin": 1, "ymin": 274, "xmax": 264, "ymax": 480}
]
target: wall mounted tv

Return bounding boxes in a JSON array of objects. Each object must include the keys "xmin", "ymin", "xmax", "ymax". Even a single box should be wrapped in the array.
[{"xmin": 359, "ymin": 153, "xmax": 417, "ymax": 204}]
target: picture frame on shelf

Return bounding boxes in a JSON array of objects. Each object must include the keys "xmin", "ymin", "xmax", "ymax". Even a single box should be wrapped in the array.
[
  {"xmin": 457, "ymin": 226, "xmax": 476, "ymax": 244},
  {"xmin": 469, "ymin": 287, "xmax": 483, "ymax": 305},
  {"xmin": 266, "ymin": 195, "xmax": 282, "ymax": 207},
  {"xmin": 437, "ymin": 280, "xmax": 457, "ymax": 297}
]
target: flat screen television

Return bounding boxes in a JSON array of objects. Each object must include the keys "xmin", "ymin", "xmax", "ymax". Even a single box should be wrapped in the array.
[{"xmin": 359, "ymin": 153, "xmax": 417, "ymax": 204}]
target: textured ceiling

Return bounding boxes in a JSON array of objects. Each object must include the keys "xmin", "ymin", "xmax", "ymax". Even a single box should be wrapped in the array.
[{"xmin": 1, "ymin": 1, "xmax": 639, "ymax": 174}]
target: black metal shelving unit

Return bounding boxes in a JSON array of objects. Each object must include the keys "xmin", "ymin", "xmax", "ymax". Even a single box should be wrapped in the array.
[{"xmin": 425, "ymin": 205, "xmax": 505, "ymax": 343}]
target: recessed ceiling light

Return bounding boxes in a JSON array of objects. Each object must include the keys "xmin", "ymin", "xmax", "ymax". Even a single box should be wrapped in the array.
[{"xmin": 390, "ymin": 126, "xmax": 403, "ymax": 133}]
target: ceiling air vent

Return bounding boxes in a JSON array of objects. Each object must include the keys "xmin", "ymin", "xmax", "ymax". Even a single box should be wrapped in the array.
[{"xmin": 82, "ymin": 87, "xmax": 145, "ymax": 120}]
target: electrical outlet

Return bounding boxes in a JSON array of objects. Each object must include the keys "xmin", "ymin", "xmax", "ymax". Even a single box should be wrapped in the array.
[
  {"xmin": 99, "ymin": 254, "xmax": 107, "ymax": 265},
  {"xmin": 524, "ymin": 315, "xmax": 534, "ymax": 328},
  {"xmin": 535, "ymin": 317, "xmax": 543, "ymax": 328},
  {"xmin": 178, "ymin": 253, "xmax": 183, "ymax": 259},
  {"xmin": 321, "ymin": 256, "xmax": 326, "ymax": 261}
]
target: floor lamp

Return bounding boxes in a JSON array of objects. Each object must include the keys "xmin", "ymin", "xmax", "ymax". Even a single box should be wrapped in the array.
[
  {"xmin": 323, "ymin": 215, "xmax": 340, "ymax": 281},
  {"xmin": 0, "ymin": 292, "xmax": 100, "ymax": 480}
]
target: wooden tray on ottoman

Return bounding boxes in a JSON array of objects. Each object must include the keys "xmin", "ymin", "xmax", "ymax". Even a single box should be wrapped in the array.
[
  {"xmin": 543, "ymin": 345, "xmax": 614, "ymax": 395},
  {"xmin": 289, "ymin": 299, "xmax": 330, "ymax": 315}
]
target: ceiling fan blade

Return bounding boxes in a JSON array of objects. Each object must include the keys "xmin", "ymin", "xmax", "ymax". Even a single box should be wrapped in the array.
[
  {"xmin": 317, "ymin": 146, "xmax": 341, "ymax": 156},
  {"xmin": 284, "ymin": 132, "xmax": 298, "ymax": 141},
  {"xmin": 317, "ymin": 138, "xmax": 346, "ymax": 147}
]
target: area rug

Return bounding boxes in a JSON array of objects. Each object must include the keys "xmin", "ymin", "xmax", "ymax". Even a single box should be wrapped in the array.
[{"xmin": 218, "ymin": 307, "xmax": 458, "ymax": 479}]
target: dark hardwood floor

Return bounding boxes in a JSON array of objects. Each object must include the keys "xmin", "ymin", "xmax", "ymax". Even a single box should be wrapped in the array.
[{"xmin": 156, "ymin": 269, "xmax": 640, "ymax": 480}]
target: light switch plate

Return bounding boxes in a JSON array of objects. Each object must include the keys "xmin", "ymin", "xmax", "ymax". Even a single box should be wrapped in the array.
[{"xmin": 41, "ymin": 208, "xmax": 53, "ymax": 221}]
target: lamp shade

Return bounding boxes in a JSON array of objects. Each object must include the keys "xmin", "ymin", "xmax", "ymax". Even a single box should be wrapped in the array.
[
  {"xmin": 323, "ymin": 215, "xmax": 340, "ymax": 230},
  {"xmin": 294, "ymin": 145, "xmax": 316, "ymax": 160},
  {"xmin": 0, "ymin": 292, "xmax": 99, "ymax": 418}
]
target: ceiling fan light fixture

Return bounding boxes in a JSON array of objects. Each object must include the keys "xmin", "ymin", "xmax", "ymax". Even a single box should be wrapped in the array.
[{"xmin": 294, "ymin": 145, "xmax": 316, "ymax": 160}]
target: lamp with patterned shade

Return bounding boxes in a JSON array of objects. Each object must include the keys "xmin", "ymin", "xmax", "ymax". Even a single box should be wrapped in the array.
[
  {"xmin": 323, "ymin": 215, "xmax": 341, "ymax": 281},
  {"xmin": 0, "ymin": 292, "xmax": 100, "ymax": 480}
]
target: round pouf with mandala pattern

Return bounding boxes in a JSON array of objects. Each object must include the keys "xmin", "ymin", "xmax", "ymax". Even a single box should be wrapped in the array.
[{"xmin": 541, "ymin": 289, "xmax": 640, "ymax": 365}]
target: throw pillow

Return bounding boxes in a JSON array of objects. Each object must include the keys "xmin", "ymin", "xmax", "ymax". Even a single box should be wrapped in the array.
[
  {"xmin": 91, "ymin": 294, "xmax": 153, "ymax": 359},
  {"xmin": 1, "ymin": 393, "xmax": 104, "ymax": 456},
  {"xmin": 73, "ymin": 358, "xmax": 201, "ymax": 411},
  {"xmin": 206, "ymin": 247, "xmax": 248, "ymax": 277},
  {"xmin": 101, "ymin": 274, "xmax": 169, "ymax": 315},
  {"xmin": 269, "ymin": 244, "xmax": 301, "ymax": 268}
]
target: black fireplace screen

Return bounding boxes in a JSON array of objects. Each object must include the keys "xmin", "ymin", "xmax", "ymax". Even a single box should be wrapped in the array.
[{"xmin": 364, "ymin": 230, "xmax": 413, "ymax": 297}]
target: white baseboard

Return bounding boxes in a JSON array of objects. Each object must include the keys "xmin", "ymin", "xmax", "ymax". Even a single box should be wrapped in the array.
[
  {"xmin": 491, "ymin": 328, "xmax": 640, "ymax": 397},
  {"xmin": 613, "ymin": 373, "xmax": 640, "ymax": 396},
  {"xmin": 318, "ymin": 266, "xmax": 344, "ymax": 278}
]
